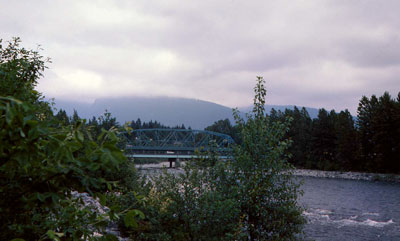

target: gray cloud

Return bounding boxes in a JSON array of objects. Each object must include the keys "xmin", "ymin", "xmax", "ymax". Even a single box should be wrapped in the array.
[{"xmin": 1, "ymin": 0, "xmax": 399, "ymax": 115}]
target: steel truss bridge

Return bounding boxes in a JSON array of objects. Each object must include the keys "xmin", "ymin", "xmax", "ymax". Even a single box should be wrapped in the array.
[{"xmin": 122, "ymin": 129, "xmax": 235, "ymax": 167}]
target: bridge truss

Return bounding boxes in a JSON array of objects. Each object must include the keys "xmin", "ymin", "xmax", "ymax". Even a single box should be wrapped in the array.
[{"xmin": 122, "ymin": 128, "xmax": 235, "ymax": 157}]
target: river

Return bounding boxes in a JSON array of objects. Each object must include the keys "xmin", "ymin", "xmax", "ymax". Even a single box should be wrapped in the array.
[{"xmin": 299, "ymin": 176, "xmax": 400, "ymax": 241}]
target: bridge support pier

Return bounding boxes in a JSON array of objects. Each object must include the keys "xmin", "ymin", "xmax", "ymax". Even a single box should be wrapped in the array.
[
  {"xmin": 168, "ymin": 158, "xmax": 176, "ymax": 168},
  {"xmin": 168, "ymin": 158, "xmax": 181, "ymax": 168}
]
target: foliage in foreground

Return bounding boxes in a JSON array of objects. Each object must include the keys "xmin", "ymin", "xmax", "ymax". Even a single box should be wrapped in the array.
[
  {"xmin": 0, "ymin": 38, "xmax": 140, "ymax": 240},
  {"xmin": 0, "ymin": 97, "xmax": 126, "ymax": 240},
  {"xmin": 0, "ymin": 37, "xmax": 48, "ymax": 104}
]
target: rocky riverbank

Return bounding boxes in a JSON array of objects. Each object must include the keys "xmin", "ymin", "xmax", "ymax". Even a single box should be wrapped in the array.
[
  {"xmin": 71, "ymin": 191, "xmax": 128, "ymax": 241},
  {"xmin": 136, "ymin": 162, "xmax": 400, "ymax": 183},
  {"xmin": 293, "ymin": 169, "xmax": 400, "ymax": 183}
]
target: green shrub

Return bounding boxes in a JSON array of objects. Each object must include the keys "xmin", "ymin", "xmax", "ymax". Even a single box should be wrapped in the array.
[
  {"xmin": 0, "ymin": 37, "xmax": 48, "ymax": 104},
  {"xmin": 124, "ymin": 160, "xmax": 242, "ymax": 240},
  {"xmin": 0, "ymin": 97, "xmax": 127, "ymax": 240},
  {"xmin": 0, "ymin": 37, "xmax": 144, "ymax": 240},
  {"xmin": 231, "ymin": 77, "xmax": 305, "ymax": 240}
]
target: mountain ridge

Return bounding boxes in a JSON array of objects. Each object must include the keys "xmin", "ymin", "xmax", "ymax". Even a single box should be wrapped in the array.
[{"xmin": 53, "ymin": 96, "xmax": 321, "ymax": 129}]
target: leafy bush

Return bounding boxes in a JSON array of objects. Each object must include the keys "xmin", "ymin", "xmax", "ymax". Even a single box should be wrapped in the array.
[
  {"xmin": 0, "ymin": 37, "xmax": 48, "ymax": 103},
  {"xmin": 0, "ymin": 97, "xmax": 127, "ymax": 240},
  {"xmin": 231, "ymin": 77, "xmax": 305, "ymax": 240},
  {"xmin": 0, "ymin": 38, "xmax": 138, "ymax": 240},
  {"xmin": 119, "ymin": 159, "xmax": 241, "ymax": 240}
]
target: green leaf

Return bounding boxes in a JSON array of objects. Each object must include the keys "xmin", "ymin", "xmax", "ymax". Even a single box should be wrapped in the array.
[
  {"xmin": 76, "ymin": 130, "xmax": 84, "ymax": 143},
  {"xmin": 135, "ymin": 209, "xmax": 145, "ymax": 219},
  {"xmin": 106, "ymin": 182, "xmax": 112, "ymax": 191},
  {"xmin": 36, "ymin": 192, "xmax": 46, "ymax": 202},
  {"xmin": 46, "ymin": 230, "xmax": 64, "ymax": 240},
  {"xmin": 124, "ymin": 209, "xmax": 144, "ymax": 228},
  {"xmin": 97, "ymin": 193, "xmax": 107, "ymax": 206},
  {"xmin": 104, "ymin": 234, "xmax": 119, "ymax": 241},
  {"xmin": 19, "ymin": 128, "xmax": 25, "ymax": 137}
]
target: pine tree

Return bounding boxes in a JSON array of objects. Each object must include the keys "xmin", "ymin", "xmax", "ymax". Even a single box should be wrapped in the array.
[
  {"xmin": 286, "ymin": 107, "xmax": 313, "ymax": 168},
  {"xmin": 55, "ymin": 109, "xmax": 70, "ymax": 125},
  {"xmin": 334, "ymin": 110, "xmax": 359, "ymax": 170},
  {"xmin": 310, "ymin": 109, "xmax": 337, "ymax": 170},
  {"xmin": 357, "ymin": 92, "xmax": 400, "ymax": 173}
]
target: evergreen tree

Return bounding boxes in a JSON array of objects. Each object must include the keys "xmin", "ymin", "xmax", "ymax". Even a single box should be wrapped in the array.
[
  {"xmin": 358, "ymin": 92, "xmax": 400, "ymax": 173},
  {"xmin": 334, "ymin": 110, "xmax": 360, "ymax": 170},
  {"xmin": 205, "ymin": 118, "xmax": 241, "ymax": 144},
  {"xmin": 286, "ymin": 107, "xmax": 313, "ymax": 168},
  {"xmin": 70, "ymin": 109, "xmax": 80, "ymax": 124},
  {"xmin": 97, "ymin": 110, "xmax": 118, "ymax": 131},
  {"xmin": 357, "ymin": 95, "xmax": 378, "ymax": 171},
  {"xmin": 269, "ymin": 108, "xmax": 284, "ymax": 122},
  {"xmin": 375, "ymin": 92, "xmax": 400, "ymax": 173},
  {"xmin": 130, "ymin": 118, "xmax": 142, "ymax": 129},
  {"xmin": 55, "ymin": 109, "xmax": 70, "ymax": 125},
  {"xmin": 310, "ymin": 109, "xmax": 337, "ymax": 170}
]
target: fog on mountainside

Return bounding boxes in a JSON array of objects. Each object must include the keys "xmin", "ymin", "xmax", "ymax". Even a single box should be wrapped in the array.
[{"xmin": 54, "ymin": 96, "xmax": 320, "ymax": 129}]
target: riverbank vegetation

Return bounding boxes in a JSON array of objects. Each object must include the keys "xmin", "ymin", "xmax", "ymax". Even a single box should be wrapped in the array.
[{"xmin": 1, "ymin": 38, "xmax": 305, "ymax": 240}]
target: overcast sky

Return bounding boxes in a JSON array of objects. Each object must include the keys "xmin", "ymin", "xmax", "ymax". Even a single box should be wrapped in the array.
[{"xmin": 1, "ymin": 0, "xmax": 399, "ymax": 114}]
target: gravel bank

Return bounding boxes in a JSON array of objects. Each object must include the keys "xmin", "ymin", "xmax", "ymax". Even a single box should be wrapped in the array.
[
  {"xmin": 293, "ymin": 169, "xmax": 400, "ymax": 183},
  {"xmin": 136, "ymin": 162, "xmax": 400, "ymax": 183}
]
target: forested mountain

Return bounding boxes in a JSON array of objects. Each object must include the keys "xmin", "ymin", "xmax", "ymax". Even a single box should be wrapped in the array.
[{"xmin": 54, "ymin": 96, "xmax": 320, "ymax": 129}]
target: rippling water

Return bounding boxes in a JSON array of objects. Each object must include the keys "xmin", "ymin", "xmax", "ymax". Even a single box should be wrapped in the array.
[{"xmin": 298, "ymin": 177, "xmax": 400, "ymax": 241}]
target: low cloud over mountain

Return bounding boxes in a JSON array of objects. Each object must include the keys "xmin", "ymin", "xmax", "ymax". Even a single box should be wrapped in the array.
[{"xmin": 54, "ymin": 96, "xmax": 320, "ymax": 129}]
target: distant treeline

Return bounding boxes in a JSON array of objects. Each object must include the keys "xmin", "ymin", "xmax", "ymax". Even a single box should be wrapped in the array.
[
  {"xmin": 54, "ymin": 109, "xmax": 187, "ymax": 133},
  {"xmin": 128, "ymin": 118, "xmax": 187, "ymax": 130},
  {"xmin": 206, "ymin": 92, "xmax": 400, "ymax": 174}
]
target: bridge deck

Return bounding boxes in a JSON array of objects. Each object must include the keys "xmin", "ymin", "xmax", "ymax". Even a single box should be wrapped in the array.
[{"xmin": 127, "ymin": 154, "xmax": 231, "ymax": 159}]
